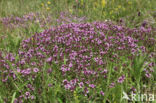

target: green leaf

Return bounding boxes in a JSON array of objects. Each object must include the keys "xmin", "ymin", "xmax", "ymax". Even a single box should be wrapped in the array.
[{"xmin": 11, "ymin": 92, "xmax": 16, "ymax": 103}]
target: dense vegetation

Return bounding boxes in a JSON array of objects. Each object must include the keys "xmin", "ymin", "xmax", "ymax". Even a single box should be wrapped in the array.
[{"xmin": 0, "ymin": 0, "xmax": 155, "ymax": 103}]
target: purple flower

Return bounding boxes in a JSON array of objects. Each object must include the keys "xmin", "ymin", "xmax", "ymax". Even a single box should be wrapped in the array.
[
  {"xmin": 47, "ymin": 68, "xmax": 52, "ymax": 73},
  {"xmin": 149, "ymin": 62, "xmax": 154, "ymax": 67},
  {"xmin": 20, "ymin": 59, "xmax": 26, "ymax": 65},
  {"xmin": 142, "ymin": 21, "xmax": 147, "ymax": 27},
  {"xmin": 48, "ymin": 83, "xmax": 52, "ymax": 87},
  {"xmin": 63, "ymin": 79, "xmax": 68, "ymax": 85},
  {"xmin": 131, "ymin": 87, "xmax": 136, "ymax": 92},
  {"xmin": 61, "ymin": 65, "xmax": 70, "ymax": 72},
  {"xmin": 145, "ymin": 73, "xmax": 151, "ymax": 78},
  {"xmin": 69, "ymin": 62, "xmax": 73, "ymax": 68},
  {"xmin": 25, "ymin": 92, "xmax": 30, "ymax": 98},
  {"xmin": 118, "ymin": 75, "xmax": 125, "ymax": 83},
  {"xmin": 46, "ymin": 57, "xmax": 52, "ymax": 63},
  {"xmin": 109, "ymin": 82, "xmax": 115, "ymax": 88},
  {"xmin": 89, "ymin": 84, "xmax": 95, "ymax": 88},
  {"xmin": 21, "ymin": 68, "xmax": 31, "ymax": 75},
  {"xmin": 33, "ymin": 68, "xmax": 39, "ymax": 73},
  {"xmin": 14, "ymin": 99, "xmax": 18, "ymax": 103},
  {"xmin": 17, "ymin": 68, "xmax": 20, "ymax": 73},
  {"xmin": 78, "ymin": 82, "xmax": 84, "ymax": 88},
  {"xmin": 64, "ymin": 84, "xmax": 71, "ymax": 90},
  {"xmin": 100, "ymin": 90, "xmax": 105, "ymax": 96},
  {"xmin": 31, "ymin": 95, "xmax": 35, "ymax": 100},
  {"xmin": 0, "ymin": 20, "xmax": 155, "ymax": 101},
  {"xmin": 101, "ymin": 69, "xmax": 108, "ymax": 74},
  {"xmin": 84, "ymin": 87, "xmax": 89, "ymax": 94}
]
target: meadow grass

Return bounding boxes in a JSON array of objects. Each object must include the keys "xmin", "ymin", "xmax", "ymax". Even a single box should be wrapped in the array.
[{"xmin": 0, "ymin": 0, "xmax": 156, "ymax": 103}]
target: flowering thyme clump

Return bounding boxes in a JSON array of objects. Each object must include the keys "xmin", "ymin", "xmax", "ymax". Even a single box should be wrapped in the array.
[{"xmin": 0, "ymin": 21, "xmax": 155, "ymax": 102}]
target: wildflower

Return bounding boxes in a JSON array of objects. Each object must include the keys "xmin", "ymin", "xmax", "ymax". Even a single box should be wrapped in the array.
[
  {"xmin": 115, "ymin": 8, "xmax": 118, "ymax": 11},
  {"xmin": 25, "ymin": 92, "xmax": 30, "ymax": 97},
  {"xmin": 89, "ymin": 84, "xmax": 96, "ymax": 88},
  {"xmin": 79, "ymin": 82, "xmax": 84, "ymax": 88},
  {"xmin": 1, "ymin": 21, "xmax": 154, "ymax": 101},
  {"xmin": 69, "ymin": 8, "xmax": 73, "ymax": 14},
  {"xmin": 103, "ymin": 69, "xmax": 108, "ymax": 74},
  {"xmin": 109, "ymin": 82, "xmax": 115, "ymax": 88},
  {"xmin": 142, "ymin": 21, "xmax": 147, "ymax": 27},
  {"xmin": 118, "ymin": 5, "xmax": 121, "ymax": 9},
  {"xmin": 41, "ymin": 3, "xmax": 44, "ymax": 7},
  {"xmin": 63, "ymin": 79, "xmax": 68, "ymax": 85},
  {"xmin": 145, "ymin": 73, "xmax": 151, "ymax": 78},
  {"xmin": 47, "ymin": 68, "xmax": 52, "ymax": 73},
  {"xmin": 31, "ymin": 95, "xmax": 35, "ymax": 100},
  {"xmin": 131, "ymin": 87, "xmax": 136, "ymax": 93},
  {"xmin": 21, "ymin": 68, "xmax": 31, "ymax": 75},
  {"xmin": 47, "ymin": 1, "xmax": 51, "ymax": 5},
  {"xmin": 100, "ymin": 90, "xmax": 105, "ymax": 96},
  {"xmin": 14, "ymin": 99, "xmax": 18, "ymax": 103},
  {"xmin": 149, "ymin": 62, "xmax": 154, "ymax": 67},
  {"xmin": 84, "ymin": 87, "xmax": 89, "ymax": 94},
  {"xmin": 46, "ymin": 7, "xmax": 50, "ymax": 11},
  {"xmin": 33, "ymin": 68, "xmax": 39, "ymax": 73},
  {"xmin": 70, "ymin": 79, "xmax": 78, "ymax": 85},
  {"xmin": 114, "ymin": 67, "xmax": 118, "ymax": 71},
  {"xmin": 69, "ymin": 62, "xmax": 73, "ymax": 68},
  {"xmin": 65, "ymin": 84, "xmax": 71, "ymax": 90},
  {"xmin": 2, "ymin": 76, "xmax": 8, "ymax": 82},
  {"xmin": 46, "ymin": 57, "xmax": 52, "ymax": 63},
  {"xmin": 110, "ymin": 10, "xmax": 113, "ymax": 15},
  {"xmin": 48, "ymin": 83, "xmax": 52, "ymax": 87},
  {"xmin": 101, "ymin": 0, "xmax": 106, "ymax": 8},
  {"xmin": 61, "ymin": 65, "xmax": 70, "ymax": 72},
  {"xmin": 17, "ymin": 68, "xmax": 21, "ymax": 73},
  {"xmin": 118, "ymin": 75, "xmax": 125, "ymax": 83}
]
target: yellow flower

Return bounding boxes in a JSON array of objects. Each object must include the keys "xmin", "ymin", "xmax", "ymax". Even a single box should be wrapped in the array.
[
  {"xmin": 47, "ymin": 1, "xmax": 51, "ymax": 5},
  {"xmin": 118, "ymin": 5, "xmax": 121, "ymax": 9},
  {"xmin": 115, "ymin": 8, "xmax": 118, "ymax": 11},
  {"xmin": 110, "ymin": 10, "xmax": 113, "ymax": 15},
  {"xmin": 46, "ymin": 7, "xmax": 50, "ymax": 11},
  {"xmin": 69, "ymin": 8, "xmax": 73, "ymax": 13},
  {"xmin": 101, "ymin": 0, "xmax": 106, "ymax": 8},
  {"xmin": 41, "ymin": 3, "xmax": 44, "ymax": 7}
]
